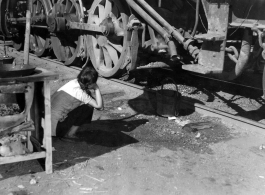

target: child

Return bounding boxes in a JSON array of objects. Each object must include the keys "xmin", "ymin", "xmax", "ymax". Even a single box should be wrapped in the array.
[{"xmin": 42, "ymin": 66, "xmax": 103, "ymax": 147}]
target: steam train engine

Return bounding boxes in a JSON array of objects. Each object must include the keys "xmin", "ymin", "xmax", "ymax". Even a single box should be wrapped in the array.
[{"xmin": 0, "ymin": 0, "xmax": 265, "ymax": 95}]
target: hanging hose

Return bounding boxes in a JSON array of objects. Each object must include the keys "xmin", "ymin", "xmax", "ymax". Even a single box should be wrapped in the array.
[
  {"xmin": 226, "ymin": 46, "xmax": 239, "ymax": 64},
  {"xmin": 211, "ymin": 29, "xmax": 252, "ymax": 80},
  {"xmin": 191, "ymin": 0, "xmax": 200, "ymax": 37}
]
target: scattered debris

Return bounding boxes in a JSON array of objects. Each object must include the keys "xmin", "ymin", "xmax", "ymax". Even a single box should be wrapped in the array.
[
  {"xmin": 259, "ymin": 144, "xmax": 265, "ymax": 150},
  {"xmin": 182, "ymin": 121, "xmax": 213, "ymax": 133},
  {"xmin": 195, "ymin": 132, "xmax": 201, "ymax": 138},
  {"xmin": 80, "ymin": 187, "xmax": 93, "ymax": 191},
  {"xmin": 135, "ymin": 114, "xmax": 156, "ymax": 119},
  {"xmin": 175, "ymin": 119, "xmax": 191, "ymax": 126},
  {"xmin": 73, "ymin": 181, "xmax": 82, "ymax": 186},
  {"xmin": 83, "ymin": 175, "xmax": 104, "ymax": 182},
  {"xmin": 168, "ymin": 116, "xmax": 177, "ymax": 121},
  {"xmin": 29, "ymin": 178, "xmax": 37, "ymax": 185},
  {"xmin": 17, "ymin": 185, "xmax": 25, "ymax": 189}
]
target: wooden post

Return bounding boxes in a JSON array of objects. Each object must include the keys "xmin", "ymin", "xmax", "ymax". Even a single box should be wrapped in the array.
[
  {"xmin": 27, "ymin": 82, "xmax": 34, "ymax": 152},
  {"xmin": 44, "ymin": 81, "xmax": 53, "ymax": 174},
  {"xmin": 23, "ymin": 10, "xmax": 31, "ymax": 65}
]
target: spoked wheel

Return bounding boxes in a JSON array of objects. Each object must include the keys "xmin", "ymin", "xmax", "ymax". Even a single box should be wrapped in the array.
[
  {"xmin": 12, "ymin": 33, "xmax": 24, "ymax": 50},
  {"xmin": 30, "ymin": 0, "xmax": 52, "ymax": 57},
  {"xmin": 50, "ymin": 0, "xmax": 84, "ymax": 66},
  {"xmin": 87, "ymin": 0, "xmax": 131, "ymax": 78},
  {"xmin": 0, "ymin": 0, "xmax": 24, "ymax": 50}
]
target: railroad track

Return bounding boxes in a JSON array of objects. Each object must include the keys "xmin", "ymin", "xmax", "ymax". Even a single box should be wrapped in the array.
[{"xmin": 1, "ymin": 45, "xmax": 265, "ymax": 133}]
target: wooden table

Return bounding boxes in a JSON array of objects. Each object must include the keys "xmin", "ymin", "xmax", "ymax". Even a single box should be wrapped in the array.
[{"xmin": 0, "ymin": 68, "xmax": 58, "ymax": 174}]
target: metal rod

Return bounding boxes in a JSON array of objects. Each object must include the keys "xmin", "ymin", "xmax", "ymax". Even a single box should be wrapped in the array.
[{"xmin": 31, "ymin": 25, "xmax": 48, "ymax": 29}]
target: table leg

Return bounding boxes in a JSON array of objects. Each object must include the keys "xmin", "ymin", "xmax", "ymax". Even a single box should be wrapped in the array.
[{"xmin": 44, "ymin": 80, "xmax": 53, "ymax": 174}]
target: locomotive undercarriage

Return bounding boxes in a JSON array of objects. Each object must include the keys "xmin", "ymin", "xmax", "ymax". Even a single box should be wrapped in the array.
[{"xmin": 1, "ymin": 0, "xmax": 265, "ymax": 93}]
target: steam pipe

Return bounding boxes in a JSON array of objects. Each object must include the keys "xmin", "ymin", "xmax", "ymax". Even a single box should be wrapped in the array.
[
  {"xmin": 211, "ymin": 29, "xmax": 252, "ymax": 80},
  {"xmin": 135, "ymin": 0, "xmax": 185, "ymax": 43},
  {"xmin": 126, "ymin": 0, "xmax": 170, "ymax": 42},
  {"xmin": 126, "ymin": 0, "xmax": 177, "ymax": 60}
]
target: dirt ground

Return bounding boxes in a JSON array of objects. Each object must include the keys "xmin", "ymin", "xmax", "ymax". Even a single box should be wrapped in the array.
[{"xmin": 1, "ymin": 50, "xmax": 265, "ymax": 195}]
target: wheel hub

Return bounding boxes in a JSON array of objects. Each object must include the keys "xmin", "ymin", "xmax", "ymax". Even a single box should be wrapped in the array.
[
  {"xmin": 100, "ymin": 17, "xmax": 115, "ymax": 36},
  {"xmin": 97, "ymin": 36, "xmax": 108, "ymax": 47},
  {"xmin": 47, "ymin": 10, "xmax": 66, "ymax": 33}
]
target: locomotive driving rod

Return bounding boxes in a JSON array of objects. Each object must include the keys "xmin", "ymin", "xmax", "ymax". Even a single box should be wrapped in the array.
[{"xmin": 126, "ymin": 0, "xmax": 199, "ymax": 59}]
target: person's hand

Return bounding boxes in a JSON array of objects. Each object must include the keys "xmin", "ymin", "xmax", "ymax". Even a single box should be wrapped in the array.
[
  {"xmin": 87, "ymin": 83, "xmax": 98, "ymax": 90},
  {"xmin": 93, "ymin": 84, "xmax": 99, "ymax": 90}
]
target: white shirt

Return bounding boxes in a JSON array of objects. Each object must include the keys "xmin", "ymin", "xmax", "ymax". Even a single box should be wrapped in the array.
[{"xmin": 58, "ymin": 79, "xmax": 92, "ymax": 104}]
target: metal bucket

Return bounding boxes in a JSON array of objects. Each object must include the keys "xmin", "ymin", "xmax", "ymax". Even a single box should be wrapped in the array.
[{"xmin": 156, "ymin": 77, "xmax": 181, "ymax": 117}]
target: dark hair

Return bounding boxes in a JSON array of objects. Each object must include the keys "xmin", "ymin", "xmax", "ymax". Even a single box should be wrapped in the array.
[{"xmin": 77, "ymin": 66, "xmax": 98, "ymax": 94}]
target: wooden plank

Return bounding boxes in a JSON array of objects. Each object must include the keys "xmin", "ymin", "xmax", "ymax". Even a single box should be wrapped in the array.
[
  {"xmin": 0, "ymin": 68, "xmax": 59, "ymax": 84},
  {"xmin": 27, "ymin": 114, "xmax": 33, "ymax": 153},
  {"xmin": 30, "ymin": 136, "xmax": 46, "ymax": 171},
  {"xmin": 44, "ymin": 80, "xmax": 53, "ymax": 174},
  {"xmin": 30, "ymin": 136, "xmax": 43, "ymax": 151},
  {"xmin": 0, "ymin": 83, "xmax": 28, "ymax": 93},
  {"xmin": 32, "ymin": 82, "xmax": 42, "ymax": 140},
  {"xmin": 0, "ymin": 121, "xmax": 35, "ymax": 137},
  {"xmin": 0, "ymin": 151, "xmax": 46, "ymax": 165}
]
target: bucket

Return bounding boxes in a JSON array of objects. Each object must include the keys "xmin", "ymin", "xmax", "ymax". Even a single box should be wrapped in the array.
[{"xmin": 156, "ymin": 77, "xmax": 181, "ymax": 117}]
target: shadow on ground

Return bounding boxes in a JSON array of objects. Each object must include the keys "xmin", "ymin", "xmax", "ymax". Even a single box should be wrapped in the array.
[
  {"xmin": 128, "ymin": 90, "xmax": 205, "ymax": 117},
  {"xmin": 0, "ymin": 117, "xmax": 146, "ymax": 180}
]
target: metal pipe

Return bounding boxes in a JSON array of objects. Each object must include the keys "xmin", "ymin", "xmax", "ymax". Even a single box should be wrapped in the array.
[
  {"xmin": 126, "ymin": 0, "xmax": 178, "ymax": 60},
  {"xmin": 211, "ymin": 29, "xmax": 252, "ymax": 80},
  {"xmin": 191, "ymin": 0, "xmax": 200, "ymax": 37},
  {"xmin": 158, "ymin": 0, "xmax": 161, "ymax": 7},
  {"xmin": 167, "ymin": 41, "xmax": 178, "ymax": 60},
  {"xmin": 135, "ymin": 0, "xmax": 185, "ymax": 43},
  {"xmin": 126, "ymin": 0, "xmax": 170, "ymax": 43}
]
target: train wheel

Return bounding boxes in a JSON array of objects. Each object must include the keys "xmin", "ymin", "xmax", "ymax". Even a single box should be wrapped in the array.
[
  {"xmin": 50, "ymin": 0, "xmax": 84, "ymax": 66},
  {"xmin": 12, "ymin": 33, "xmax": 24, "ymax": 51},
  {"xmin": 30, "ymin": 0, "xmax": 52, "ymax": 57},
  {"xmin": 0, "ymin": 0, "xmax": 24, "ymax": 50},
  {"xmin": 87, "ymin": 0, "xmax": 131, "ymax": 78}
]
